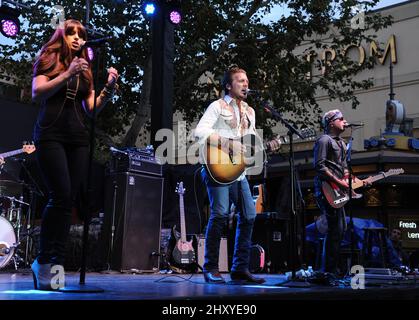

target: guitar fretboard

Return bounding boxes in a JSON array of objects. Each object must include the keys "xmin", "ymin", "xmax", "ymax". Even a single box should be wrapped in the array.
[
  {"xmin": 370, "ymin": 172, "xmax": 386, "ymax": 183},
  {"xmin": 179, "ymin": 194, "xmax": 187, "ymax": 243},
  {"xmin": 0, "ymin": 149, "xmax": 24, "ymax": 159}
]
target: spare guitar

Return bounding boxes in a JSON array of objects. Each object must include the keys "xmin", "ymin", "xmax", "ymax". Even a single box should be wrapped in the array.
[
  {"xmin": 0, "ymin": 142, "xmax": 36, "ymax": 165},
  {"xmin": 322, "ymin": 168, "xmax": 405, "ymax": 208},
  {"xmin": 167, "ymin": 181, "xmax": 196, "ymax": 273},
  {"xmin": 203, "ymin": 129, "xmax": 316, "ymax": 184},
  {"xmin": 253, "ymin": 184, "xmax": 265, "ymax": 214}
]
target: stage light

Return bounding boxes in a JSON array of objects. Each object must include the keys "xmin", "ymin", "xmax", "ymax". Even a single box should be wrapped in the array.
[
  {"xmin": 1, "ymin": 18, "xmax": 19, "ymax": 37},
  {"xmin": 369, "ymin": 138, "xmax": 379, "ymax": 148},
  {"xmin": 167, "ymin": 0, "xmax": 182, "ymax": 25},
  {"xmin": 0, "ymin": 5, "xmax": 21, "ymax": 38},
  {"xmin": 385, "ymin": 138, "xmax": 396, "ymax": 147},
  {"xmin": 168, "ymin": 9, "xmax": 181, "ymax": 24},
  {"xmin": 144, "ymin": 2, "xmax": 156, "ymax": 16}
]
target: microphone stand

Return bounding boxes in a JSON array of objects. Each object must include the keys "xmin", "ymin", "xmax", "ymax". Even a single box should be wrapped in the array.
[
  {"xmin": 59, "ymin": 45, "xmax": 105, "ymax": 293},
  {"xmin": 263, "ymin": 103, "xmax": 310, "ymax": 288},
  {"xmin": 346, "ymin": 129, "xmax": 356, "ymax": 273},
  {"xmin": 295, "ymin": 165, "xmax": 307, "ymax": 267}
]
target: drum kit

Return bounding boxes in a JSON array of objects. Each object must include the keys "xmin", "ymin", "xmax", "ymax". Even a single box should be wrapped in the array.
[
  {"xmin": 0, "ymin": 180, "xmax": 33, "ymax": 270},
  {"xmin": 0, "ymin": 143, "xmax": 37, "ymax": 270}
]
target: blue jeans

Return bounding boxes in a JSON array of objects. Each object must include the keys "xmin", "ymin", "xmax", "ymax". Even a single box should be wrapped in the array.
[{"xmin": 201, "ymin": 167, "xmax": 256, "ymax": 273}]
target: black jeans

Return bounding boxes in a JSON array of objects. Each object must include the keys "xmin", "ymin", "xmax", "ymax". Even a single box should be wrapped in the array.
[
  {"xmin": 316, "ymin": 195, "xmax": 347, "ymax": 274},
  {"xmin": 36, "ymin": 140, "xmax": 89, "ymax": 265}
]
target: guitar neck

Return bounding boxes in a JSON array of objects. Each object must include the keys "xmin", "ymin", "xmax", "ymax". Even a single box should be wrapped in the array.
[
  {"xmin": 0, "ymin": 149, "xmax": 24, "ymax": 159},
  {"xmin": 352, "ymin": 172, "xmax": 389, "ymax": 189},
  {"xmin": 369, "ymin": 172, "xmax": 387, "ymax": 183},
  {"xmin": 179, "ymin": 195, "xmax": 187, "ymax": 243}
]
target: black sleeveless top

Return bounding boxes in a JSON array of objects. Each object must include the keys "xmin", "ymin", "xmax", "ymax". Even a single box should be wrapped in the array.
[{"xmin": 33, "ymin": 75, "xmax": 90, "ymax": 146}]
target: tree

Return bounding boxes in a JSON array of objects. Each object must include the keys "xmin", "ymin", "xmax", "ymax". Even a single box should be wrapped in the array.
[{"xmin": 0, "ymin": 0, "xmax": 392, "ymax": 156}]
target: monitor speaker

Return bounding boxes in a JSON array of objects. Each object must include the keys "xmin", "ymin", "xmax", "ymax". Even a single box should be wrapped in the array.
[{"xmin": 102, "ymin": 172, "xmax": 164, "ymax": 272}]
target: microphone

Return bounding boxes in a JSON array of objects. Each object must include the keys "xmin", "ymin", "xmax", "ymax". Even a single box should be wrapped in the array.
[
  {"xmin": 344, "ymin": 122, "xmax": 364, "ymax": 128},
  {"xmin": 80, "ymin": 36, "xmax": 113, "ymax": 48},
  {"xmin": 245, "ymin": 89, "xmax": 262, "ymax": 95}
]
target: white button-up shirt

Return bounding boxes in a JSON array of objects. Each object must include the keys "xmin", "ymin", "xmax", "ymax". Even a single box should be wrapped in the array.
[{"xmin": 194, "ymin": 95, "xmax": 257, "ymax": 181}]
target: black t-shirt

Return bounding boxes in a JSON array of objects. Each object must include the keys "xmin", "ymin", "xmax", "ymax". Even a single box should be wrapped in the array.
[{"xmin": 33, "ymin": 74, "xmax": 90, "ymax": 145}]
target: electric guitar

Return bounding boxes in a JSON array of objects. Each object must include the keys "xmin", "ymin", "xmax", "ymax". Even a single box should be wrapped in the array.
[
  {"xmin": 0, "ymin": 142, "xmax": 36, "ymax": 165},
  {"xmin": 322, "ymin": 168, "xmax": 404, "ymax": 208},
  {"xmin": 167, "ymin": 182, "xmax": 196, "ymax": 272},
  {"xmin": 253, "ymin": 184, "xmax": 265, "ymax": 214},
  {"xmin": 203, "ymin": 129, "xmax": 316, "ymax": 184}
]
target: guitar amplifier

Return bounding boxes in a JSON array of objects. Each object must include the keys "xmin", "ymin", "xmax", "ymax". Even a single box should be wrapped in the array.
[
  {"xmin": 252, "ymin": 212, "xmax": 289, "ymax": 273},
  {"xmin": 196, "ymin": 235, "xmax": 229, "ymax": 272},
  {"xmin": 109, "ymin": 147, "xmax": 163, "ymax": 176}
]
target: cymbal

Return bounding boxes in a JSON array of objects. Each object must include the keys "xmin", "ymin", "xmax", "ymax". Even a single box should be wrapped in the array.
[{"xmin": 0, "ymin": 180, "xmax": 23, "ymax": 197}]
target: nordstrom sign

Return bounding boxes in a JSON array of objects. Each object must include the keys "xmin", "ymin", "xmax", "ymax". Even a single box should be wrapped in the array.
[{"xmin": 305, "ymin": 35, "xmax": 397, "ymax": 77}]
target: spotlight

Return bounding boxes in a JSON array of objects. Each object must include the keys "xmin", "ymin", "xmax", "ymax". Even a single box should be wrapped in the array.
[
  {"xmin": 0, "ymin": 5, "xmax": 20, "ymax": 38},
  {"xmin": 168, "ymin": 9, "xmax": 181, "ymax": 24},
  {"xmin": 1, "ymin": 19, "xmax": 19, "ymax": 37},
  {"xmin": 167, "ymin": 0, "xmax": 182, "ymax": 25},
  {"xmin": 144, "ymin": 2, "xmax": 156, "ymax": 16},
  {"xmin": 385, "ymin": 138, "xmax": 396, "ymax": 148},
  {"xmin": 369, "ymin": 138, "xmax": 379, "ymax": 148}
]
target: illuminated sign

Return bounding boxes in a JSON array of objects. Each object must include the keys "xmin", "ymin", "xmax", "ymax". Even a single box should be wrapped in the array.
[{"xmin": 397, "ymin": 219, "xmax": 419, "ymax": 242}]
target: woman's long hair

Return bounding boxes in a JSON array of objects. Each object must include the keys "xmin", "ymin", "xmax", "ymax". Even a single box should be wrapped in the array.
[{"xmin": 33, "ymin": 19, "xmax": 93, "ymax": 93}]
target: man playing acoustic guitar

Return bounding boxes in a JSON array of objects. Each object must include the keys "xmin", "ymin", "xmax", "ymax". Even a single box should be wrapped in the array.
[
  {"xmin": 313, "ymin": 109, "xmax": 371, "ymax": 276},
  {"xmin": 194, "ymin": 66, "xmax": 266, "ymax": 284}
]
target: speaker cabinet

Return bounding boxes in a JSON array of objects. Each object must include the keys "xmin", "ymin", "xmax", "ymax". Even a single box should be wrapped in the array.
[
  {"xmin": 252, "ymin": 212, "xmax": 289, "ymax": 273},
  {"xmin": 103, "ymin": 172, "xmax": 163, "ymax": 272}
]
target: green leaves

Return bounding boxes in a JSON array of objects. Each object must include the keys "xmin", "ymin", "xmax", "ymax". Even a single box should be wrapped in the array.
[{"xmin": 1, "ymin": 0, "xmax": 392, "ymax": 149}]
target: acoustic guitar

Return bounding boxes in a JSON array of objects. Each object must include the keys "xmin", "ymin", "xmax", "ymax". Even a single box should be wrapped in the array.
[
  {"xmin": 202, "ymin": 134, "xmax": 279, "ymax": 185},
  {"xmin": 203, "ymin": 129, "xmax": 316, "ymax": 184}
]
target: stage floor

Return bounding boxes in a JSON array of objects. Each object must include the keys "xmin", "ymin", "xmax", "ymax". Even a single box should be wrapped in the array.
[{"xmin": 1, "ymin": 269, "xmax": 419, "ymax": 301}]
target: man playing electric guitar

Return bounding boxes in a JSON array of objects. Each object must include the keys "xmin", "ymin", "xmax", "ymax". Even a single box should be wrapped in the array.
[{"xmin": 313, "ymin": 109, "xmax": 371, "ymax": 276}]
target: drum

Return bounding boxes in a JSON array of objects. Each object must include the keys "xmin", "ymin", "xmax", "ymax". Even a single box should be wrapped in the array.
[
  {"xmin": 0, "ymin": 180, "xmax": 23, "ymax": 198},
  {"xmin": 0, "ymin": 215, "xmax": 16, "ymax": 269}
]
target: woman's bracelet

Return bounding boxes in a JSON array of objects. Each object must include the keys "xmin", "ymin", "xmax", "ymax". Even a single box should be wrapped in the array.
[{"xmin": 100, "ymin": 88, "xmax": 114, "ymax": 101}]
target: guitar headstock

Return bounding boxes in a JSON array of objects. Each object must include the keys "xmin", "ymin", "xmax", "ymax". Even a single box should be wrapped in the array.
[
  {"xmin": 22, "ymin": 141, "xmax": 36, "ymax": 154},
  {"xmin": 176, "ymin": 181, "xmax": 186, "ymax": 195},
  {"xmin": 301, "ymin": 128, "xmax": 317, "ymax": 140},
  {"xmin": 385, "ymin": 168, "xmax": 405, "ymax": 177},
  {"xmin": 277, "ymin": 127, "xmax": 317, "ymax": 144}
]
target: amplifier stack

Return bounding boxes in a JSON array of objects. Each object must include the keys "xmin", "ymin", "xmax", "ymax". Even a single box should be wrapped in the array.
[{"xmin": 102, "ymin": 146, "xmax": 164, "ymax": 272}]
